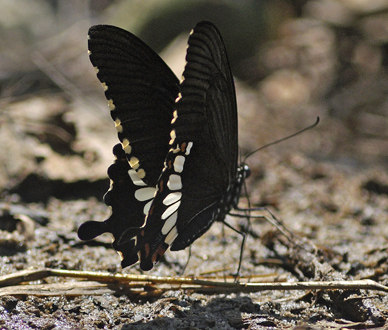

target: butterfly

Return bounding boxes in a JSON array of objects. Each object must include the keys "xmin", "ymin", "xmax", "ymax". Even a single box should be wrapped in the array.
[{"xmin": 78, "ymin": 21, "xmax": 251, "ymax": 271}]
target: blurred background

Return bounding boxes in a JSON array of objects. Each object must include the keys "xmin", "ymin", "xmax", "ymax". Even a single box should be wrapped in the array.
[{"xmin": 0, "ymin": 0, "xmax": 387, "ymax": 202}]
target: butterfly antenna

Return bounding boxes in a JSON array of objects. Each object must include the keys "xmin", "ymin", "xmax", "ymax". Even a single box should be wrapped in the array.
[
  {"xmin": 243, "ymin": 116, "xmax": 320, "ymax": 162},
  {"xmin": 231, "ymin": 117, "xmax": 319, "ymax": 278}
]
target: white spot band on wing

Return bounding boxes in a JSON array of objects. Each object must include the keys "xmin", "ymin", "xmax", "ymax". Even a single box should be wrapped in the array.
[
  {"xmin": 135, "ymin": 187, "xmax": 157, "ymax": 201},
  {"xmin": 163, "ymin": 192, "xmax": 182, "ymax": 205},
  {"xmin": 162, "ymin": 201, "xmax": 181, "ymax": 220},
  {"xmin": 167, "ymin": 174, "xmax": 182, "ymax": 190},
  {"xmin": 162, "ymin": 212, "xmax": 178, "ymax": 235},
  {"xmin": 185, "ymin": 142, "xmax": 193, "ymax": 155},
  {"xmin": 128, "ymin": 169, "xmax": 147, "ymax": 186},
  {"xmin": 164, "ymin": 226, "xmax": 178, "ymax": 245},
  {"xmin": 173, "ymin": 155, "xmax": 185, "ymax": 173}
]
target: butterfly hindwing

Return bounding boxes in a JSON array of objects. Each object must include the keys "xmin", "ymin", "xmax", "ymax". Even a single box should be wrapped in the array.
[
  {"xmin": 136, "ymin": 21, "xmax": 239, "ymax": 270},
  {"xmin": 78, "ymin": 25, "xmax": 179, "ymax": 267}
]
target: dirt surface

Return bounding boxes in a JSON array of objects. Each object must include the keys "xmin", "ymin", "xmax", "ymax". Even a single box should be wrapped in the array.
[
  {"xmin": 1, "ymin": 152, "xmax": 388, "ymax": 329},
  {"xmin": 1, "ymin": 1, "xmax": 388, "ymax": 329}
]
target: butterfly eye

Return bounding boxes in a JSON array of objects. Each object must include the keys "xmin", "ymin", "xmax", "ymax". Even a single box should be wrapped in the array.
[{"xmin": 244, "ymin": 164, "xmax": 251, "ymax": 179}]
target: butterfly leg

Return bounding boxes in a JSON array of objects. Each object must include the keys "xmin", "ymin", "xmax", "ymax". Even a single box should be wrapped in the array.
[
  {"xmin": 221, "ymin": 219, "xmax": 247, "ymax": 280},
  {"xmin": 179, "ymin": 245, "xmax": 192, "ymax": 276},
  {"xmin": 230, "ymin": 206, "xmax": 294, "ymax": 241},
  {"xmin": 225, "ymin": 206, "xmax": 297, "ymax": 279}
]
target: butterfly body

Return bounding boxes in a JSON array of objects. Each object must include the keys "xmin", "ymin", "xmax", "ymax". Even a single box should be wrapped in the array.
[{"xmin": 78, "ymin": 21, "xmax": 249, "ymax": 271}]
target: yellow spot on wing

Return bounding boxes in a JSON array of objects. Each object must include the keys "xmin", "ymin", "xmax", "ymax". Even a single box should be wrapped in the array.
[
  {"xmin": 108, "ymin": 99, "xmax": 115, "ymax": 111},
  {"xmin": 129, "ymin": 157, "xmax": 140, "ymax": 169},
  {"xmin": 171, "ymin": 110, "xmax": 178, "ymax": 124},
  {"xmin": 169, "ymin": 129, "xmax": 176, "ymax": 145},
  {"xmin": 175, "ymin": 93, "xmax": 182, "ymax": 103},
  {"xmin": 123, "ymin": 144, "xmax": 131, "ymax": 153},
  {"xmin": 121, "ymin": 138, "xmax": 131, "ymax": 153},
  {"xmin": 114, "ymin": 119, "xmax": 123, "ymax": 133},
  {"xmin": 137, "ymin": 168, "xmax": 146, "ymax": 179},
  {"xmin": 122, "ymin": 138, "xmax": 129, "ymax": 147}
]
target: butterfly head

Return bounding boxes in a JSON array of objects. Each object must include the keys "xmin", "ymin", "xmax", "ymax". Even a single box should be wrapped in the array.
[
  {"xmin": 242, "ymin": 164, "xmax": 251, "ymax": 180},
  {"xmin": 236, "ymin": 163, "xmax": 251, "ymax": 183}
]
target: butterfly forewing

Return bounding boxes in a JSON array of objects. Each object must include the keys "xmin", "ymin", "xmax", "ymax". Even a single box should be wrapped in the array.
[
  {"xmin": 78, "ymin": 25, "xmax": 179, "ymax": 267},
  {"xmin": 88, "ymin": 25, "xmax": 179, "ymax": 184},
  {"xmin": 136, "ymin": 21, "xmax": 239, "ymax": 270}
]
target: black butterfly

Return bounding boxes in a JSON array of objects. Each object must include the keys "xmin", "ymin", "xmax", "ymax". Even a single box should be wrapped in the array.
[{"xmin": 78, "ymin": 21, "xmax": 250, "ymax": 271}]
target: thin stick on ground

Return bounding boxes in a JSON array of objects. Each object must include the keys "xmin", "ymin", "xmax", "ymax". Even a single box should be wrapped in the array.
[{"xmin": 0, "ymin": 268, "xmax": 387, "ymax": 297}]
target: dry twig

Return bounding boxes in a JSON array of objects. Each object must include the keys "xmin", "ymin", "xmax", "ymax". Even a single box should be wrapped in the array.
[{"xmin": 0, "ymin": 268, "xmax": 387, "ymax": 297}]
